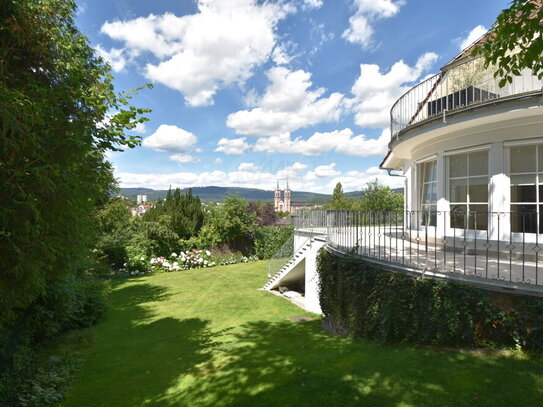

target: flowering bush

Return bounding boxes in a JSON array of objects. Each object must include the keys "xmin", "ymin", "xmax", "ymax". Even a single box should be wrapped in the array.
[
  {"xmin": 120, "ymin": 256, "xmax": 151, "ymax": 276},
  {"xmin": 219, "ymin": 254, "xmax": 259, "ymax": 266},
  {"xmin": 149, "ymin": 249, "xmax": 215, "ymax": 272}
]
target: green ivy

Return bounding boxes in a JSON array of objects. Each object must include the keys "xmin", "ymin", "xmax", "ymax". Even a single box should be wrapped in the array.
[
  {"xmin": 253, "ymin": 226, "xmax": 293, "ymax": 260},
  {"xmin": 317, "ymin": 250, "xmax": 543, "ymax": 351}
]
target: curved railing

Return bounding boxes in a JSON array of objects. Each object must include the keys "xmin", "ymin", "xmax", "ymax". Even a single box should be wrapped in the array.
[{"xmin": 390, "ymin": 56, "xmax": 542, "ymax": 139}]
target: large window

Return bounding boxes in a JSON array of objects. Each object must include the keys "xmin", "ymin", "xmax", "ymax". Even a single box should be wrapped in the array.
[
  {"xmin": 448, "ymin": 150, "xmax": 489, "ymax": 230},
  {"xmin": 419, "ymin": 160, "xmax": 437, "ymax": 226},
  {"xmin": 509, "ymin": 144, "xmax": 543, "ymax": 233}
]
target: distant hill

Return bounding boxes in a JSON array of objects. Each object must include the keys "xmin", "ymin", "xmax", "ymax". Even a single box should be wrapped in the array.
[
  {"xmin": 117, "ymin": 185, "xmax": 404, "ymax": 205},
  {"xmin": 118, "ymin": 186, "xmax": 332, "ymax": 205}
]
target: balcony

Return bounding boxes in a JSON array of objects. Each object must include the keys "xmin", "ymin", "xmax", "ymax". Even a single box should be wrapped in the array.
[
  {"xmin": 281, "ymin": 210, "xmax": 543, "ymax": 296},
  {"xmin": 390, "ymin": 56, "xmax": 542, "ymax": 140}
]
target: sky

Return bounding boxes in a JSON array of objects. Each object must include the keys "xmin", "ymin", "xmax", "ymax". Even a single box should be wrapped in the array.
[{"xmin": 75, "ymin": 0, "xmax": 509, "ymax": 194}]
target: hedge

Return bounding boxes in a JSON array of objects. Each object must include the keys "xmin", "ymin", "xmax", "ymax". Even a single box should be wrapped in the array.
[
  {"xmin": 254, "ymin": 226, "xmax": 293, "ymax": 260},
  {"xmin": 317, "ymin": 249, "xmax": 543, "ymax": 351}
]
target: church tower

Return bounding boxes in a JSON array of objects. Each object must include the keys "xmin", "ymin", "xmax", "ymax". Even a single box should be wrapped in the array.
[
  {"xmin": 274, "ymin": 181, "xmax": 282, "ymax": 211},
  {"xmin": 284, "ymin": 179, "xmax": 291, "ymax": 213}
]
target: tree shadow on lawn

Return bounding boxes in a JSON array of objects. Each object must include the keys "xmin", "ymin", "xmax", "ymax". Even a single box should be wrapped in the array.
[
  {"xmin": 153, "ymin": 320, "xmax": 543, "ymax": 407},
  {"xmin": 64, "ymin": 282, "xmax": 218, "ymax": 407}
]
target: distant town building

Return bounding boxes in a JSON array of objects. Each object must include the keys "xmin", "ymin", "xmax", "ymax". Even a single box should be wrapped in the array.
[
  {"xmin": 136, "ymin": 194, "xmax": 148, "ymax": 204},
  {"xmin": 274, "ymin": 181, "xmax": 307, "ymax": 213},
  {"xmin": 130, "ymin": 204, "xmax": 153, "ymax": 216}
]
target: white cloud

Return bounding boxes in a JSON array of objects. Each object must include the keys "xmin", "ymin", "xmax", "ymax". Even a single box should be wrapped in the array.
[
  {"xmin": 214, "ymin": 158, "xmax": 224, "ymax": 164},
  {"xmin": 132, "ymin": 122, "xmax": 147, "ymax": 134},
  {"xmin": 170, "ymin": 154, "xmax": 201, "ymax": 164},
  {"xmin": 227, "ymin": 67, "xmax": 343, "ymax": 137},
  {"xmin": 95, "ymin": 45, "xmax": 129, "ymax": 72},
  {"xmin": 102, "ymin": 1, "xmax": 290, "ymax": 106},
  {"xmin": 116, "ymin": 161, "xmax": 403, "ymax": 193},
  {"xmin": 302, "ymin": 0, "xmax": 323, "ymax": 9},
  {"xmin": 460, "ymin": 25, "xmax": 487, "ymax": 50},
  {"xmin": 253, "ymin": 128, "xmax": 390, "ymax": 157},
  {"xmin": 349, "ymin": 52, "xmax": 438, "ymax": 128},
  {"xmin": 306, "ymin": 163, "xmax": 340, "ymax": 180},
  {"xmin": 142, "ymin": 124, "xmax": 197, "ymax": 152},
  {"xmin": 214, "ymin": 137, "xmax": 251, "ymax": 155},
  {"xmin": 327, "ymin": 166, "xmax": 403, "ymax": 191},
  {"xmin": 343, "ymin": 0, "xmax": 404, "ymax": 48},
  {"xmin": 238, "ymin": 162, "xmax": 260, "ymax": 171}
]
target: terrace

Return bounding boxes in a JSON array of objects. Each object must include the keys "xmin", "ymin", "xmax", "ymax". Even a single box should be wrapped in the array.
[{"xmin": 267, "ymin": 210, "xmax": 543, "ymax": 299}]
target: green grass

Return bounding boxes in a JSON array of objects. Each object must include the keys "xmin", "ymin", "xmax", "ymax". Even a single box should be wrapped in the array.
[{"xmin": 63, "ymin": 261, "xmax": 543, "ymax": 406}]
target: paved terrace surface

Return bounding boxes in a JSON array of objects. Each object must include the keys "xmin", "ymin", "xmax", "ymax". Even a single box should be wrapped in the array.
[{"xmin": 298, "ymin": 226, "xmax": 543, "ymax": 296}]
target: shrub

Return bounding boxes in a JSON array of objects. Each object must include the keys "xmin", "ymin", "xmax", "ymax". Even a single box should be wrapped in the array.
[
  {"xmin": 254, "ymin": 226, "xmax": 294, "ymax": 260},
  {"xmin": 317, "ymin": 249, "xmax": 543, "ymax": 351},
  {"xmin": 126, "ymin": 221, "xmax": 180, "ymax": 258},
  {"xmin": 0, "ymin": 276, "xmax": 106, "ymax": 405}
]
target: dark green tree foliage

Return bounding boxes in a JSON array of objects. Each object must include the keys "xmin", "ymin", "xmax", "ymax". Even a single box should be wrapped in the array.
[
  {"xmin": 473, "ymin": 0, "xmax": 543, "ymax": 85},
  {"xmin": 248, "ymin": 201, "xmax": 278, "ymax": 226},
  {"xmin": 144, "ymin": 188, "xmax": 204, "ymax": 239},
  {"xmin": 357, "ymin": 180, "xmax": 404, "ymax": 211},
  {"xmin": 95, "ymin": 198, "xmax": 133, "ymax": 267},
  {"xmin": 200, "ymin": 195, "xmax": 257, "ymax": 247},
  {"xmin": 331, "ymin": 182, "xmax": 346, "ymax": 209},
  {"xmin": 0, "ymin": 0, "xmax": 150, "ymax": 320}
]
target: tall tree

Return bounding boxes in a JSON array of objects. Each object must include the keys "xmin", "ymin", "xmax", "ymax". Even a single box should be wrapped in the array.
[
  {"xmin": 473, "ymin": 0, "xmax": 543, "ymax": 86},
  {"xmin": 331, "ymin": 182, "xmax": 346, "ymax": 209},
  {"xmin": 0, "ymin": 0, "xmax": 150, "ymax": 320}
]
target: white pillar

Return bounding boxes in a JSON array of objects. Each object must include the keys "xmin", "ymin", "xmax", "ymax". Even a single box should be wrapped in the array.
[
  {"xmin": 304, "ymin": 239, "xmax": 326, "ymax": 314},
  {"xmin": 489, "ymin": 142, "xmax": 509, "ymax": 240}
]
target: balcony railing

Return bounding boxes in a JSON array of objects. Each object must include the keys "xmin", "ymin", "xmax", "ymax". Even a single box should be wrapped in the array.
[
  {"xmin": 390, "ymin": 56, "xmax": 542, "ymax": 139},
  {"xmin": 291, "ymin": 210, "xmax": 543, "ymax": 293}
]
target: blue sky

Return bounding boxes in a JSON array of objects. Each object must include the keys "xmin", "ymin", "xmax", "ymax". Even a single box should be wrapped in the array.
[{"xmin": 75, "ymin": 0, "xmax": 509, "ymax": 193}]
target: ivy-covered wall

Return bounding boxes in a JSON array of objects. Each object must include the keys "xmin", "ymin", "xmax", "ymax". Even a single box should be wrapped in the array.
[{"xmin": 317, "ymin": 249, "xmax": 543, "ymax": 351}]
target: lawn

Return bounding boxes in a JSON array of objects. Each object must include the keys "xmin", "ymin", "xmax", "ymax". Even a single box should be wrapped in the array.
[{"xmin": 63, "ymin": 261, "xmax": 543, "ymax": 407}]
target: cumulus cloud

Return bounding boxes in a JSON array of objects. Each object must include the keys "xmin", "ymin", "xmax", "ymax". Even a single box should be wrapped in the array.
[
  {"xmin": 349, "ymin": 52, "xmax": 438, "ymax": 128},
  {"xmin": 343, "ymin": 0, "xmax": 404, "ymax": 48},
  {"xmin": 253, "ymin": 128, "xmax": 390, "ymax": 157},
  {"xmin": 170, "ymin": 154, "xmax": 201, "ymax": 163},
  {"xmin": 238, "ymin": 162, "xmax": 260, "ymax": 171},
  {"xmin": 306, "ymin": 163, "xmax": 340, "ymax": 180},
  {"xmin": 101, "ymin": 0, "xmax": 290, "ymax": 106},
  {"xmin": 214, "ymin": 158, "xmax": 224, "ymax": 164},
  {"xmin": 214, "ymin": 137, "xmax": 251, "ymax": 155},
  {"xmin": 132, "ymin": 122, "xmax": 147, "ymax": 134},
  {"xmin": 227, "ymin": 67, "xmax": 343, "ymax": 137},
  {"xmin": 95, "ymin": 45, "xmax": 129, "ymax": 72},
  {"xmin": 142, "ymin": 124, "xmax": 197, "ymax": 152},
  {"xmin": 327, "ymin": 166, "xmax": 403, "ymax": 191},
  {"xmin": 115, "ymin": 161, "xmax": 403, "ymax": 193},
  {"xmin": 460, "ymin": 25, "xmax": 487, "ymax": 50}
]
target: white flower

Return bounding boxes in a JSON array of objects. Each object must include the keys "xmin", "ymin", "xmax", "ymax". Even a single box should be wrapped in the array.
[
  {"xmin": 171, "ymin": 252, "xmax": 177, "ymax": 257},
  {"xmin": 123, "ymin": 263, "xmax": 127, "ymax": 267},
  {"xmin": 140, "ymin": 257, "xmax": 145, "ymax": 261},
  {"xmin": 204, "ymin": 260, "xmax": 208, "ymax": 265},
  {"xmin": 205, "ymin": 250, "xmax": 211, "ymax": 256}
]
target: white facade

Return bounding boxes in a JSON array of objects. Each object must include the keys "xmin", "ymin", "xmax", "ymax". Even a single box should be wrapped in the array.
[{"xmin": 382, "ymin": 50, "xmax": 543, "ymax": 244}]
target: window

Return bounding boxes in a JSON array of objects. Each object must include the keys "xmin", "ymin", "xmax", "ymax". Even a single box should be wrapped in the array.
[
  {"xmin": 448, "ymin": 150, "xmax": 488, "ymax": 230},
  {"xmin": 509, "ymin": 145, "xmax": 543, "ymax": 233},
  {"xmin": 419, "ymin": 160, "xmax": 437, "ymax": 226}
]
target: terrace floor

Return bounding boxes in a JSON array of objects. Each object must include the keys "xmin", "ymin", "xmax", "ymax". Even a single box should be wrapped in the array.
[{"xmin": 299, "ymin": 226, "xmax": 543, "ymax": 295}]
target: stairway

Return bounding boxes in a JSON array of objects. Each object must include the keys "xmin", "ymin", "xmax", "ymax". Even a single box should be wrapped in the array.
[{"xmin": 263, "ymin": 239, "xmax": 313, "ymax": 291}]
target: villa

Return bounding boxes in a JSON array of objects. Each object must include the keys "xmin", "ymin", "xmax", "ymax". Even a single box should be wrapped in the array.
[{"xmin": 264, "ymin": 31, "xmax": 543, "ymax": 313}]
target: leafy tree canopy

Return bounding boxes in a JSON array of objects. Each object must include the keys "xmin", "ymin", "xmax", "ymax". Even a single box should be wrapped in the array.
[
  {"xmin": 473, "ymin": 0, "xmax": 543, "ymax": 86},
  {"xmin": 0, "ymin": 0, "xmax": 150, "ymax": 320},
  {"xmin": 144, "ymin": 188, "xmax": 204, "ymax": 239},
  {"xmin": 330, "ymin": 182, "xmax": 346, "ymax": 209}
]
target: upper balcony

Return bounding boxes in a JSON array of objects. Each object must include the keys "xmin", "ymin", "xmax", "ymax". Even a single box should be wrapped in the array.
[{"xmin": 390, "ymin": 56, "xmax": 542, "ymax": 141}]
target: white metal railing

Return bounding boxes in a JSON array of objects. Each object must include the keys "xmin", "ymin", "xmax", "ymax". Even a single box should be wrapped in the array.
[{"xmin": 390, "ymin": 56, "xmax": 542, "ymax": 139}]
